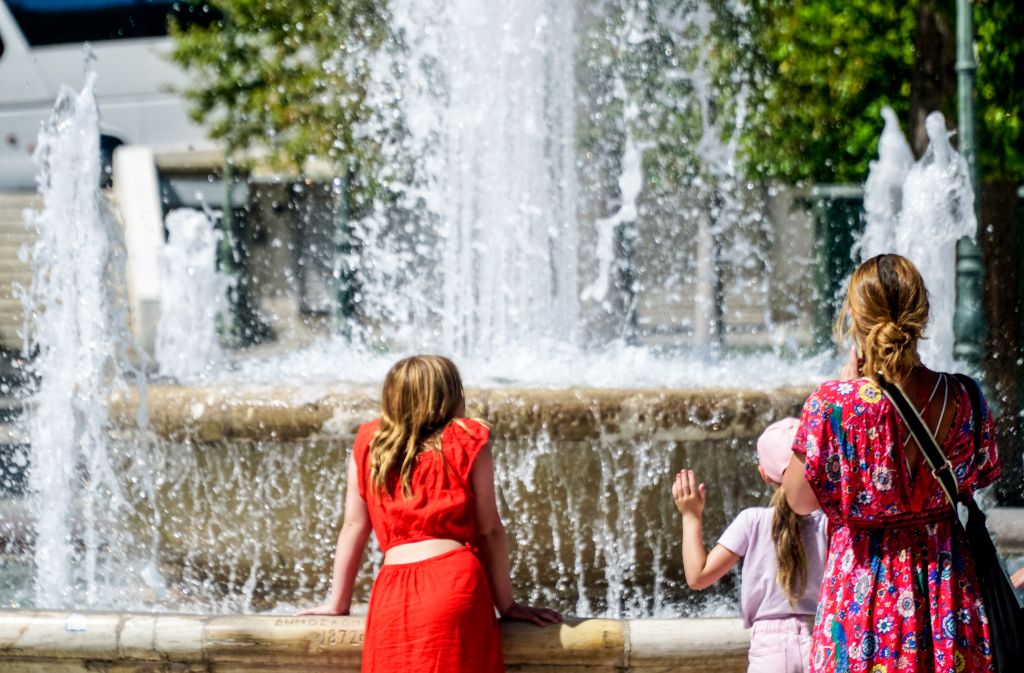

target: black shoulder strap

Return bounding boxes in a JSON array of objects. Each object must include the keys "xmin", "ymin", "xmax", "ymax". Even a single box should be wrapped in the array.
[
  {"xmin": 875, "ymin": 373, "xmax": 961, "ymax": 507},
  {"xmin": 952, "ymin": 373, "xmax": 983, "ymax": 453}
]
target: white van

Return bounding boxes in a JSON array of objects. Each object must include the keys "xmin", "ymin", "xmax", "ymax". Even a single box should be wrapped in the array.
[{"xmin": 0, "ymin": 0, "xmax": 215, "ymax": 188}]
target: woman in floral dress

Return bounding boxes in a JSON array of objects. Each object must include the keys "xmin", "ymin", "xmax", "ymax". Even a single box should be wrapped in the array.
[{"xmin": 782, "ymin": 254, "xmax": 1001, "ymax": 673}]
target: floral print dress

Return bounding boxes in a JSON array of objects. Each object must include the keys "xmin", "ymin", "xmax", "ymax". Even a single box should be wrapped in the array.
[{"xmin": 793, "ymin": 377, "xmax": 1000, "ymax": 673}]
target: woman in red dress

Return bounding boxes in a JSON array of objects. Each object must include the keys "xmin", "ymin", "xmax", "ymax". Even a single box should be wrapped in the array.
[
  {"xmin": 300, "ymin": 355, "xmax": 561, "ymax": 672},
  {"xmin": 783, "ymin": 255, "xmax": 1001, "ymax": 673}
]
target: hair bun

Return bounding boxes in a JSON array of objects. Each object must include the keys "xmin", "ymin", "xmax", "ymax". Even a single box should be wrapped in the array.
[
  {"xmin": 839, "ymin": 254, "xmax": 927, "ymax": 381},
  {"xmin": 879, "ymin": 321, "xmax": 912, "ymax": 346}
]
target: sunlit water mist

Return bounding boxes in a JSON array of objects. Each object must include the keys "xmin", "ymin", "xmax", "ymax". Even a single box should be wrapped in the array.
[
  {"xmin": 228, "ymin": 0, "xmax": 804, "ymax": 388},
  {"xmin": 226, "ymin": 339, "xmax": 832, "ymax": 390},
  {"xmin": 353, "ymin": 0, "xmax": 579, "ymax": 356},
  {"xmin": 155, "ymin": 209, "xmax": 231, "ymax": 380},
  {"xmin": 22, "ymin": 74, "xmax": 162, "ymax": 608}
]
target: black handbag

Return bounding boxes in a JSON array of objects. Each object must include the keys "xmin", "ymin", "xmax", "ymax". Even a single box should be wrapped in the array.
[{"xmin": 876, "ymin": 372, "xmax": 1024, "ymax": 673}]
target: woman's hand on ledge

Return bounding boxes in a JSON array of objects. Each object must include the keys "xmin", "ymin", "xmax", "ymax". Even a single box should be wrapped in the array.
[
  {"xmin": 1012, "ymin": 567, "xmax": 1024, "ymax": 590},
  {"xmin": 297, "ymin": 602, "xmax": 350, "ymax": 616},
  {"xmin": 500, "ymin": 601, "xmax": 563, "ymax": 626}
]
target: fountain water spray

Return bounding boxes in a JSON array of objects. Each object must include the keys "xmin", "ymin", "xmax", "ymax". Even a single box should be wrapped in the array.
[
  {"xmin": 582, "ymin": 94, "xmax": 645, "ymax": 310},
  {"xmin": 353, "ymin": 0, "xmax": 579, "ymax": 357},
  {"xmin": 5, "ymin": 3, "xmax": 834, "ymax": 620},
  {"xmin": 860, "ymin": 110, "xmax": 976, "ymax": 371},
  {"xmin": 22, "ymin": 72, "xmax": 160, "ymax": 607},
  {"xmin": 860, "ymin": 106, "xmax": 914, "ymax": 261},
  {"xmin": 896, "ymin": 112, "xmax": 976, "ymax": 371}
]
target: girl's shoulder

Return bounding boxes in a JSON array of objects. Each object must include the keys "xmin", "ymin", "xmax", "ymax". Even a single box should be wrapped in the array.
[
  {"xmin": 452, "ymin": 416, "xmax": 491, "ymax": 431},
  {"xmin": 443, "ymin": 417, "xmax": 492, "ymax": 468},
  {"xmin": 358, "ymin": 418, "xmax": 382, "ymax": 435},
  {"xmin": 350, "ymin": 419, "xmax": 380, "ymax": 464},
  {"xmin": 354, "ymin": 418, "xmax": 381, "ymax": 446},
  {"xmin": 434, "ymin": 413, "xmax": 489, "ymax": 477},
  {"xmin": 735, "ymin": 506, "xmax": 775, "ymax": 530},
  {"xmin": 719, "ymin": 507, "xmax": 776, "ymax": 557},
  {"xmin": 448, "ymin": 417, "xmax": 491, "ymax": 443},
  {"xmin": 804, "ymin": 508, "xmax": 828, "ymax": 532},
  {"xmin": 733, "ymin": 506, "xmax": 824, "ymax": 536}
]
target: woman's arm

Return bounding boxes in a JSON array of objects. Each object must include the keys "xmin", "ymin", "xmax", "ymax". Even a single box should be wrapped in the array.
[
  {"xmin": 782, "ymin": 453, "xmax": 820, "ymax": 516},
  {"xmin": 298, "ymin": 455, "xmax": 372, "ymax": 615},
  {"xmin": 472, "ymin": 443, "xmax": 561, "ymax": 626},
  {"xmin": 672, "ymin": 469, "xmax": 740, "ymax": 589}
]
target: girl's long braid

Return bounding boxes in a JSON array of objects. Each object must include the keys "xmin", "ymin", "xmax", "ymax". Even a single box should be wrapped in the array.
[{"xmin": 770, "ymin": 487, "xmax": 808, "ymax": 606}]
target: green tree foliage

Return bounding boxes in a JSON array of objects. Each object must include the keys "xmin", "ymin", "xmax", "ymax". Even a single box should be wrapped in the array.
[
  {"xmin": 734, "ymin": 0, "xmax": 1023, "ymax": 184},
  {"xmin": 733, "ymin": 1, "xmax": 916, "ymax": 184},
  {"xmin": 168, "ymin": 0, "xmax": 1020, "ymax": 186},
  {"xmin": 975, "ymin": 0, "xmax": 1024, "ymax": 180},
  {"xmin": 168, "ymin": 0, "xmax": 387, "ymax": 173}
]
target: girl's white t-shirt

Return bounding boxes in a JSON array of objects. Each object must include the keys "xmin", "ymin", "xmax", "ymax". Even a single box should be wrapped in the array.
[{"xmin": 717, "ymin": 507, "xmax": 828, "ymax": 628}]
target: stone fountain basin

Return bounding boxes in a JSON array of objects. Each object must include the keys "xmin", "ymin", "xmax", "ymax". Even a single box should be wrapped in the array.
[
  {"xmin": 11, "ymin": 382, "xmax": 1021, "ymax": 619},
  {"xmin": 0, "ymin": 384, "xmax": 814, "ymax": 614},
  {"xmin": 110, "ymin": 384, "xmax": 813, "ymax": 443},
  {"xmin": 101, "ymin": 384, "xmax": 816, "ymax": 614}
]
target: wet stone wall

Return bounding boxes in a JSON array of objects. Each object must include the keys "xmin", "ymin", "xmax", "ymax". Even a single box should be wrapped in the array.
[{"xmin": 103, "ymin": 385, "xmax": 809, "ymax": 617}]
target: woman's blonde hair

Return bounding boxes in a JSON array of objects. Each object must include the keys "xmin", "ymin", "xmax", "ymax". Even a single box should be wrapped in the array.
[
  {"xmin": 834, "ymin": 254, "xmax": 929, "ymax": 382},
  {"xmin": 369, "ymin": 355, "xmax": 465, "ymax": 498},
  {"xmin": 771, "ymin": 487, "xmax": 808, "ymax": 606}
]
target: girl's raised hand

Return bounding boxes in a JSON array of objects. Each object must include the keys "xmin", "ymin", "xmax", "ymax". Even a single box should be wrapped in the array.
[{"xmin": 672, "ymin": 469, "xmax": 707, "ymax": 519}]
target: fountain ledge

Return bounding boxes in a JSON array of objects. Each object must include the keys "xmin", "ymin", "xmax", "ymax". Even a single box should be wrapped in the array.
[
  {"xmin": 0, "ymin": 611, "xmax": 749, "ymax": 672},
  {"xmin": 110, "ymin": 384, "xmax": 814, "ymax": 443}
]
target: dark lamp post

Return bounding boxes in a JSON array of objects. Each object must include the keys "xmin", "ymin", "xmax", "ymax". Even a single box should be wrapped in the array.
[{"xmin": 952, "ymin": 0, "xmax": 986, "ymax": 366}]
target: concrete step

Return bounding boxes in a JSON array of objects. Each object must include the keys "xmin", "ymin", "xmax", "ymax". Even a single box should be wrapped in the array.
[{"xmin": 0, "ymin": 193, "xmax": 37, "ymax": 350}]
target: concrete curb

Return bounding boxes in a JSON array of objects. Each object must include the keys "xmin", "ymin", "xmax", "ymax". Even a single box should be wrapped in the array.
[{"xmin": 0, "ymin": 611, "xmax": 749, "ymax": 672}]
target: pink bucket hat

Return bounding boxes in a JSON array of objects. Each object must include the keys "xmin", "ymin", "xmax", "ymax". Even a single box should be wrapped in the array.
[{"xmin": 756, "ymin": 417, "xmax": 801, "ymax": 483}]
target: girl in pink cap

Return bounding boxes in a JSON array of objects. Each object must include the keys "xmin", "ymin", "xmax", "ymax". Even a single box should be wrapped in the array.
[{"xmin": 672, "ymin": 418, "xmax": 828, "ymax": 673}]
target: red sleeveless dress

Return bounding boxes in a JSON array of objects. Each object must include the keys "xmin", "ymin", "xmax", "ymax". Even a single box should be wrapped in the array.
[{"xmin": 352, "ymin": 418, "xmax": 504, "ymax": 673}]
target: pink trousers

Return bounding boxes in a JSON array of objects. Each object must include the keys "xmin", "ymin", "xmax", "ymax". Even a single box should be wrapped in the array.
[{"xmin": 747, "ymin": 617, "xmax": 812, "ymax": 673}]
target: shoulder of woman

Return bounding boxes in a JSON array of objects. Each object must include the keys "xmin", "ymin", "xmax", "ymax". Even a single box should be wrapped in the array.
[
  {"xmin": 811, "ymin": 377, "xmax": 857, "ymax": 397},
  {"xmin": 950, "ymin": 372, "xmax": 987, "ymax": 407},
  {"xmin": 810, "ymin": 378, "xmax": 885, "ymax": 409}
]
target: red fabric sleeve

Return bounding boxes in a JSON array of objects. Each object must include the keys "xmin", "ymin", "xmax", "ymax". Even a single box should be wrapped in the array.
[
  {"xmin": 793, "ymin": 382, "xmax": 841, "ymax": 518},
  {"xmin": 447, "ymin": 418, "xmax": 492, "ymax": 489},
  {"xmin": 352, "ymin": 419, "xmax": 380, "ymax": 500},
  {"xmin": 971, "ymin": 386, "xmax": 1002, "ymax": 491}
]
